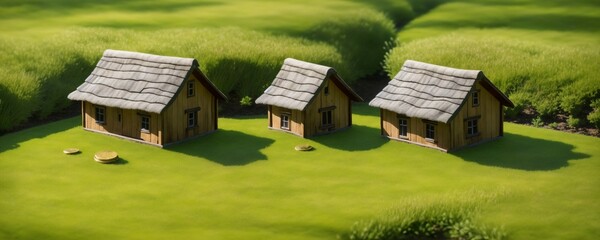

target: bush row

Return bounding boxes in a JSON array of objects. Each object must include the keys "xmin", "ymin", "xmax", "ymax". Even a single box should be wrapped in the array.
[
  {"xmin": 384, "ymin": 30, "xmax": 600, "ymax": 127},
  {"xmin": 0, "ymin": 10, "xmax": 396, "ymax": 131},
  {"xmin": 0, "ymin": 27, "xmax": 344, "ymax": 131}
]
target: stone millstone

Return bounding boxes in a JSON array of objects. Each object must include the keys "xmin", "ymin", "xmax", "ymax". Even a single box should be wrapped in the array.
[
  {"xmin": 94, "ymin": 151, "xmax": 119, "ymax": 164},
  {"xmin": 63, "ymin": 148, "xmax": 80, "ymax": 155},
  {"xmin": 294, "ymin": 144, "xmax": 314, "ymax": 151}
]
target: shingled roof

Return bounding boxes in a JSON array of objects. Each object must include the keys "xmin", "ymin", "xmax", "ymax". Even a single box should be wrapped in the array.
[
  {"xmin": 68, "ymin": 49, "xmax": 226, "ymax": 114},
  {"xmin": 369, "ymin": 60, "xmax": 513, "ymax": 123},
  {"xmin": 255, "ymin": 58, "xmax": 363, "ymax": 110}
]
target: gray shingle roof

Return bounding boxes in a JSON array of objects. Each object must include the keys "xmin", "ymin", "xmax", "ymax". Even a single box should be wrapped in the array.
[
  {"xmin": 68, "ymin": 49, "xmax": 226, "ymax": 114},
  {"xmin": 369, "ymin": 60, "xmax": 512, "ymax": 123},
  {"xmin": 255, "ymin": 58, "xmax": 363, "ymax": 111}
]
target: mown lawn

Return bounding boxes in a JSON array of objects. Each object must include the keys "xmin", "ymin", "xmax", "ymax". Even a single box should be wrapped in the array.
[{"xmin": 1, "ymin": 104, "xmax": 598, "ymax": 239}]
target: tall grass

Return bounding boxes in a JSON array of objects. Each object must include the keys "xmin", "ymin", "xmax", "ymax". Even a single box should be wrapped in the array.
[
  {"xmin": 385, "ymin": 30, "xmax": 600, "ymax": 120},
  {"xmin": 342, "ymin": 191, "xmax": 506, "ymax": 240},
  {"xmin": 0, "ymin": 0, "xmax": 409, "ymax": 131},
  {"xmin": 0, "ymin": 27, "xmax": 343, "ymax": 131},
  {"xmin": 386, "ymin": 0, "xmax": 600, "ymax": 125}
]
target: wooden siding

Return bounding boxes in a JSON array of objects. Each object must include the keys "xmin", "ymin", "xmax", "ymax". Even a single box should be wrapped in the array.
[
  {"xmin": 303, "ymin": 76, "xmax": 351, "ymax": 137},
  {"xmin": 161, "ymin": 73, "xmax": 217, "ymax": 144},
  {"xmin": 449, "ymin": 81, "xmax": 502, "ymax": 149},
  {"xmin": 83, "ymin": 102, "xmax": 161, "ymax": 145},
  {"xmin": 269, "ymin": 106, "xmax": 304, "ymax": 137},
  {"xmin": 380, "ymin": 109, "xmax": 450, "ymax": 151},
  {"xmin": 380, "ymin": 80, "xmax": 503, "ymax": 151},
  {"xmin": 266, "ymin": 76, "xmax": 352, "ymax": 138},
  {"xmin": 82, "ymin": 72, "xmax": 218, "ymax": 146}
]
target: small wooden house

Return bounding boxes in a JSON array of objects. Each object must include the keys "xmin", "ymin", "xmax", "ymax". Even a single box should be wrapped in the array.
[
  {"xmin": 255, "ymin": 58, "xmax": 363, "ymax": 137},
  {"xmin": 67, "ymin": 49, "xmax": 227, "ymax": 147},
  {"xmin": 369, "ymin": 60, "xmax": 513, "ymax": 152}
]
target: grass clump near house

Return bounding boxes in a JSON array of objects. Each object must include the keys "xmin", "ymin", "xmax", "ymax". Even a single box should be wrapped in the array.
[
  {"xmin": 385, "ymin": 0, "xmax": 600, "ymax": 127},
  {"xmin": 342, "ymin": 193, "xmax": 506, "ymax": 240}
]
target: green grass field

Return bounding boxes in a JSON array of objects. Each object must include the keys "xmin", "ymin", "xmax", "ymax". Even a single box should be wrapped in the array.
[{"xmin": 1, "ymin": 104, "xmax": 598, "ymax": 239}]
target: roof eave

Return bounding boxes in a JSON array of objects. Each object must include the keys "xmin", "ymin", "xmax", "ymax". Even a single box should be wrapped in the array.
[
  {"xmin": 328, "ymin": 70, "xmax": 364, "ymax": 102},
  {"xmin": 478, "ymin": 73, "xmax": 514, "ymax": 108}
]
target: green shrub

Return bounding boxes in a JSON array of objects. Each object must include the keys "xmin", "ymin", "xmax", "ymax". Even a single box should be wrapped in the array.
[
  {"xmin": 567, "ymin": 116, "xmax": 582, "ymax": 128},
  {"xmin": 531, "ymin": 117, "xmax": 544, "ymax": 128},
  {"xmin": 239, "ymin": 96, "xmax": 253, "ymax": 107},
  {"xmin": 588, "ymin": 99, "xmax": 600, "ymax": 128},
  {"xmin": 548, "ymin": 122, "xmax": 559, "ymax": 129},
  {"xmin": 303, "ymin": 10, "xmax": 396, "ymax": 80}
]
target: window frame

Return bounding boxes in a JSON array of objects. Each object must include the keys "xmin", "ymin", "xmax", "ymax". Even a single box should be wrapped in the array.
[
  {"xmin": 280, "ymin": 113, "xmax": 290, "ymax": 130},
  {"xmin": 472, "ymin": 90, "xmax": 480, "ymax": 107},
  {"xmin": 187, "ymin": 111, "xmax": 197, "ymax": 128},
  {"xmin": 465, "ymin": 116, "xmax": 481, "ymax": 138},
  {"xmin": 95, "ymin": 106, "xmax": 106, "ymax": 124},
  {"xmin": 321, "ymin": 110, "xmax": 333, "ymax": 127},
  {"xmin": 425, "ymin": 123, "xmax": 436, "ymax": 142},
  {"xmin": 187, "ymin": 80, "xmax": 195, "ymax": 97},
  {"xmin": 398, "ymin": 117, "xmax": 409, "ymax": 139},
  {"xmin": 140, "ymin": 115, "xmax": 150, "ymax": 133}
]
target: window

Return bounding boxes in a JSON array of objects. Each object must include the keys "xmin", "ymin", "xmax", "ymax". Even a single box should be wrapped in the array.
[
  {"xmin": 425, "ymin": 123, "xmax": 435, "ymax": 140},
  {"xmin": 187, "ymin": 111, "xmax": 197, "ymax": 128},
  {"xmin": 321, "ymin": 110, "xmax": 333, "ymax": 127},
  {"xmin": 281, "ymin": 114, "xmax": 290, "ymax": 130},
  {"xmin": 324, "ymin": 84, "xmax": 329, "ymax": 95},
  {"xmin": 95, "ymin": 107, "xmax": 105, "ymax": 124},
  {"xmin": 472, "ymin": 90, "xmax": 480, "ymax": 107},
  {"xmin": 141, "ymin": 116, "xmax": 150, "ymax": 132},
  {"xmin": 187, "ymin": 80, "xmax": 195, "ymax": 97},
  {"xmin": 467, "ymin": 119, "xmax": 479, "ymax": 136},
  {"xmin": 399, "ymin": 118, "xmax": 408, "ymax": 138}
]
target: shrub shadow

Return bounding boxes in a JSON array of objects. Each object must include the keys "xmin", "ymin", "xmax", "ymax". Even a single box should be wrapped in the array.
[
  {"xmin": 0, "ymin": 117, "xmax": 79, "ymax": 154},
  {"xmin": 311, "ymin": 124, "xmax": 388, "ymax": 151},
  {"xmin": 167, "ymin": 129, "xmax": 274, "ymax": 166},
  {"xmin": 454, "ymin": 133, "xmax": 589, "ymax": 171}
]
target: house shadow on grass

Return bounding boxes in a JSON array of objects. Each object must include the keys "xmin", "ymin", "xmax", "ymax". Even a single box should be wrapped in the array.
[
  {"xmin": 453, "ymin": 133, "xmax": 589, "ymax": 171},
  {"xmin": 0, "ymin": 117, "xmax": 79, "ymax": 154},
  {"xmin": 311, "ymin": 124, "xmax": 388, "ymax": 151},
  {"xmin": 167, "ymin": 130, "xmax": 274, "ymax": 166}
]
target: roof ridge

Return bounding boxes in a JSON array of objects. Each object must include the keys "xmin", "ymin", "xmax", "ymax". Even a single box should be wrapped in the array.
[
  {"xmin": 104, "ymin": 49, "xmax": 196, "ymax": 66},
  {"xmin": 100, "ymin": 57, "xmax": 192, "ymax": 70}
]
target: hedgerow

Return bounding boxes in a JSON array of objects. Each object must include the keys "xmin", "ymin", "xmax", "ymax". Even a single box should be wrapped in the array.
[
  {"xmin": 384, "ymin": 30, "xmax": 600, "ymax": 123},
  {"xmin": 0, "ymin": 28, "xmax": 343, "ymax": 131}
]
